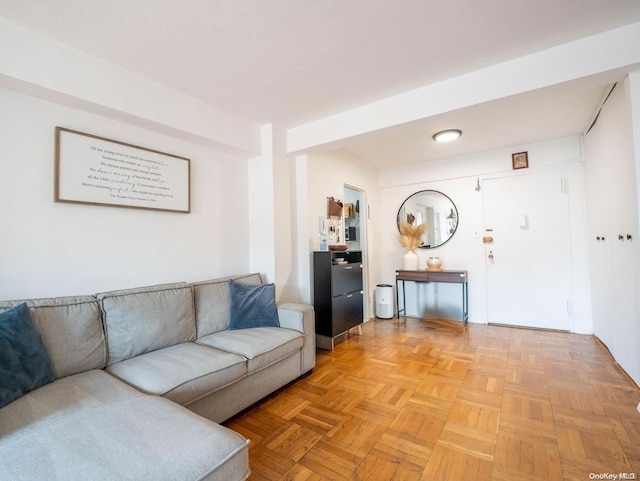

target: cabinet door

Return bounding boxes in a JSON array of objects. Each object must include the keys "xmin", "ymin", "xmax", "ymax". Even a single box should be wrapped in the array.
[
  {"xmin": 332, "ymin": 291, "xmax": 363, "ymax": 335},
  {"xmin": 331, "ymin": 263, "xmax": 363, "ymax": 296}
]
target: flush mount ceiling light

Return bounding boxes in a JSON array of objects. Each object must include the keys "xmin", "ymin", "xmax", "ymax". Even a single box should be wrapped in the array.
[{"xmin": 433, "ymin": 129, "xmax": 462, "ymax": 143}]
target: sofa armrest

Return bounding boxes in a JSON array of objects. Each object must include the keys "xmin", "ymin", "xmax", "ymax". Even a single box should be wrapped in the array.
[{"xmin": 277, "ymin": 303, "xmax": 315, "ymax": 374}]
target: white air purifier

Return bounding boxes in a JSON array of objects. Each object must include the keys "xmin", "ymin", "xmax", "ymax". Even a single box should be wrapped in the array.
[{"xmin": 375, "ymin": 284, "xmax": 393, "ymax": 319}]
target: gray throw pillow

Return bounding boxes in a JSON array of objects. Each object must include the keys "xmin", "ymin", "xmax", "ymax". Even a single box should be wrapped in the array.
[
  {"xmin": 229, "ymin": 280, "xmax": 280, "ymax": 330},
  {"xmin": 0, "ymin": 303, "xmax": 54, "ymax": 408}
]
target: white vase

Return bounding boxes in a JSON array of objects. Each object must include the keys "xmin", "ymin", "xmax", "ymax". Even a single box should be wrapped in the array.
[{"xmin": 402, "ymin": 250, "xmax": 418, "ymax": 270}]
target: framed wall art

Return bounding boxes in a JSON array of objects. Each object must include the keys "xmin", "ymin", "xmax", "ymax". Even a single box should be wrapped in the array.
[
  {"xmin": 54, "ymin": 127, "xmax": 190, "ymax": 213},
  {"xmin": 512, "ymin": 151, "xmax": 529, "ymax": 170}
]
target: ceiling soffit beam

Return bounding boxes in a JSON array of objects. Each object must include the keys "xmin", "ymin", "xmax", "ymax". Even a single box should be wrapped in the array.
[
  {"xmin": 287, "ymin": 21, "xmax": 640, "ymax": 154},
  {"xmin": 0, "ymin": 19, "xmax": 261, "ymax": 155}
]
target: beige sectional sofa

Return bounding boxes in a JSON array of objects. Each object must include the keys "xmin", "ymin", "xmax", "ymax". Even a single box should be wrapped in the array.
[{"xmin": 0, "ymin": 273, "xmax": 315, "ymax": 481}]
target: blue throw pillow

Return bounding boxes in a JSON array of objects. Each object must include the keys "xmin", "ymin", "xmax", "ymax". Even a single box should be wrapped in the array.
[
  {"xmin": 229, "ymin": 280, "xmax": 280, "ymax": 330},
  {"xmin": 0, "ymin": 303, "xmax": 54, "ymax": 408}
]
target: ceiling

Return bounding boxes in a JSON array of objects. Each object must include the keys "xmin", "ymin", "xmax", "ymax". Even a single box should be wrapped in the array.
[{"xmin": 3, "ymin": 0, "xmax": 640, "ymax": 166}]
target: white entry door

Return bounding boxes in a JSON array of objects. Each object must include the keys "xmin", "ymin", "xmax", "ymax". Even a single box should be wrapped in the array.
[{"xmin": 483, "ymin": 170, "xmax": 572, "ymax": 330}]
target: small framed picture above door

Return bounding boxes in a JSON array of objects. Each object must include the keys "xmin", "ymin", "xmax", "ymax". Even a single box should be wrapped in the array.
[{"xmin": 512, "ymin": 151, "xmax": 529, "ymax": 170}]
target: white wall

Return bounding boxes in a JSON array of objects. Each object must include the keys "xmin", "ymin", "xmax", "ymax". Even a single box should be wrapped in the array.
[
  {"xmin": 584, "ymin": 75, "xmax": 640, "ymax": 384},
  {"xmin": 300, "ymin": 149, "xmax": 379, "ymax": 318},
  {"xmin": 248, "ymin": 125, "xmax": 300, "ymax": 301},
  {"xmin": 375, "ymin": 136, "xmax": 591, "ymax": 332},
  {"xmin": 0, "ymin": 88, "xmax": 251, "ymax": 299}
]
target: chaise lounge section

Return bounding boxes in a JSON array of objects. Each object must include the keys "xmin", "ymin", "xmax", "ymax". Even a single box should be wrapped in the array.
[{"xmin": 0, "ymin": 273, "xmax": 315, "ymax": 481}]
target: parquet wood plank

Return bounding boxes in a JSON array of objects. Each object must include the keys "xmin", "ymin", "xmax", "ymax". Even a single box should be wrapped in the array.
[
  {"xmin": 314, "ymin": 386, "xmax": 365, "ymax": 414},
  {"xmin": 351, "ymin": 454, "xmax": 424, "ymax": 481},
  {"xmin": 224, "ymin": 318, "xmax": 640, "ymax": 481},
  {"xmin": 421, "ymin": 444, "xmax": 494, "ymax": 481},
  {"xmin": 265, "ymin": 423, "xmax": 324, "ymax": 462},
  {"xmin": 348, "ymin": 398, "xmax": 401, "ymax": 427},
  {"xmin": 456, "ymin": 386, "xmax": 504, "ymax": 409},
  {"xmin": 365, "ymin": 382, "xmax": 413, "ymax": 408},
  {"xmin": 262, "ymin": 392, "xmax": 313, "ymax": 420},
  {"xmin": 326, "ymin": 414, "xmax": 387, "ymax": 457},
  {"xmin": 369, "ymin": 431, "xmax": 433, "ymax": 468},
  {"xmin": 297, "ymin": 439, "xmax": 364, "ymax": 481},
  {"xmin": 493, "ymin": 433, "xmax": 563, "ymax": 480},
  {"xmin": 436, "ymin": 420, "xmax": 497, "ymax": 460},
  {"xmin": 415, "ymin": 374, "xmax": 462, "ymax": 401},
  {"xmin": 280, "ymin": 464, "xmax": 330, "ymax": 481},
  {"xmin": 498, "ymin": 414, "xmax": 558, "ymax": 445},
  {"xmin": 448, "ymin": 399, "xmax": 500, "ymax": 431},
  {"xmin": 386, "ymin": 406, "xmax": 447, "ymax": 446},
  {"xmin": 555, "ymin": 425, "xmax": 632, "ymax": 470},
  {"xmin": 404, "ymin": 390, "xmax": 455, "ymax": 419},
  {"xmin": 248, "ymin": 444, "xmax": 296, "ymax": 481},
  {"xmin": 292, "ymin": 404, "xmax": 348, "ymax": 434}
]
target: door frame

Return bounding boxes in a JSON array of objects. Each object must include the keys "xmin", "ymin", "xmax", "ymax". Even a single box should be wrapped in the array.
[{"xmin": 482, "ymin": 167, "xmax": 574, "ymax": 331}]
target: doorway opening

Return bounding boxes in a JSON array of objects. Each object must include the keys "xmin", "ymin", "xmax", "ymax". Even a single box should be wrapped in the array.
[{"xmin": 344, "ymin": 185, "xmax": 369, "ymax": 319}]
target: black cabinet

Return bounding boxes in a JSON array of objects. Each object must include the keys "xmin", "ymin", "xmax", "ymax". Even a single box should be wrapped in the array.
[{"xmin": 313, "ymin": 251, "xmax": 363, "ymax": 350}]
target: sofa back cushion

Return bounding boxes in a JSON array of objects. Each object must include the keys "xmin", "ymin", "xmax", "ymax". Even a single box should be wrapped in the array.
[
  {"xmin": 0, "ymin": 296, "xmax": 106, "ymax": 379},
  {"xmin": 97, "ymin": 283, "xmax": 195, "ymax": 366},
  {"xmin": 190, "ymin": 273, "xmax": 263, "ymax": 338}
]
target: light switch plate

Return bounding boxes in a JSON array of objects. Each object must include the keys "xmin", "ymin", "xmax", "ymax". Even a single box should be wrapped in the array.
[{"xmin": 518, "ymin": 213, "xmax": 527, "ymax": 227}]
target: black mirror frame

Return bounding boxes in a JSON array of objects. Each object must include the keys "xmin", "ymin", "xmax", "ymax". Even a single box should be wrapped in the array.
[{"xmin": 396, "ymin": 190, "xmax": 459, "ymax": 249}]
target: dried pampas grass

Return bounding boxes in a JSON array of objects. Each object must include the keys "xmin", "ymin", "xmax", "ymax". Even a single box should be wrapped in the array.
[{"xmin": 399, "ymin": 221, "xmax": 428, "ymax": 251}]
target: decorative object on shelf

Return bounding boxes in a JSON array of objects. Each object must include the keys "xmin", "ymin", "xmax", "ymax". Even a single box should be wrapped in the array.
[
  {"xmin": 512, "ymin": 151, "xmax": 528, "ymax": 169},
  {"xmin": 318, "ymin": 214, "xmax": 328, "ymax": 251},
  {"xmin": 344, "ymin": 203, "xmax": 356, "ymax": 218},
  {"xmin": 327, "ymin": 217, "xmax": 342, "ymax": 245},
  {"xmin": 403, "ymin": 250, "xmax": 418, "ymax": 270},
  {"xmin": 320, "ymin": 235, "xmax": 328, "ymax": 251},
  {"xmin": 328, "ymin": 245, "xmax": 348, "ymax": 251},
  {"xmin": 446, "ymin": 208, "xmax": 458, "ymax": 235},
  {"xmin": 327, "ymin": 197, "xmax": 343, "ymax": 217},
  {"xmin": 399, "ymin": 221, "xmax": 428, "ymax": 270},
  {"xmin": 399, "ymin": 221, "xmax": 428, "ymax": 250},
  {"xmin": 426, "ymin": 257, "xmax": 443, "ymax": 271}
]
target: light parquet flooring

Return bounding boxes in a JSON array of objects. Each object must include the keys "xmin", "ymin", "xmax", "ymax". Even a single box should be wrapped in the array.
[{"xmin": 224, "ymin": 318, "xmax": 640, "ymax": 481}]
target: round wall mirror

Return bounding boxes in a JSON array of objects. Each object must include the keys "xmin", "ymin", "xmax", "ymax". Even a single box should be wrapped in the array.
[{"xmin": 397, "ymin": 190, "xmax": 459, "ymax": 248}]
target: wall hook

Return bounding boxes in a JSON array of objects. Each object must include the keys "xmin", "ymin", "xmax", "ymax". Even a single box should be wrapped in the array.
[{"xmin": 475, "ymin": 178, "xmax": 481, "ymax": 192}]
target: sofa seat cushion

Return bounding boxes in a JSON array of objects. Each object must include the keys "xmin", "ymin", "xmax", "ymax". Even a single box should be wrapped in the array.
[
  {"xmin": 0, "ymin": 370, "xmax": 250, "ymax": 481},
  {"xmin": 106, "ymin": 342, "xmax": 247, "ymax": 406},
  {"xmin": 197, "ymin": 327, "xmax": 304, "ymax": 374}
]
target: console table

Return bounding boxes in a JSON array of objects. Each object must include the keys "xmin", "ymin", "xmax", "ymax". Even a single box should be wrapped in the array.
[{"xmin": 395, "ymin": 269, "xmax": 468, "ymax": 324}]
